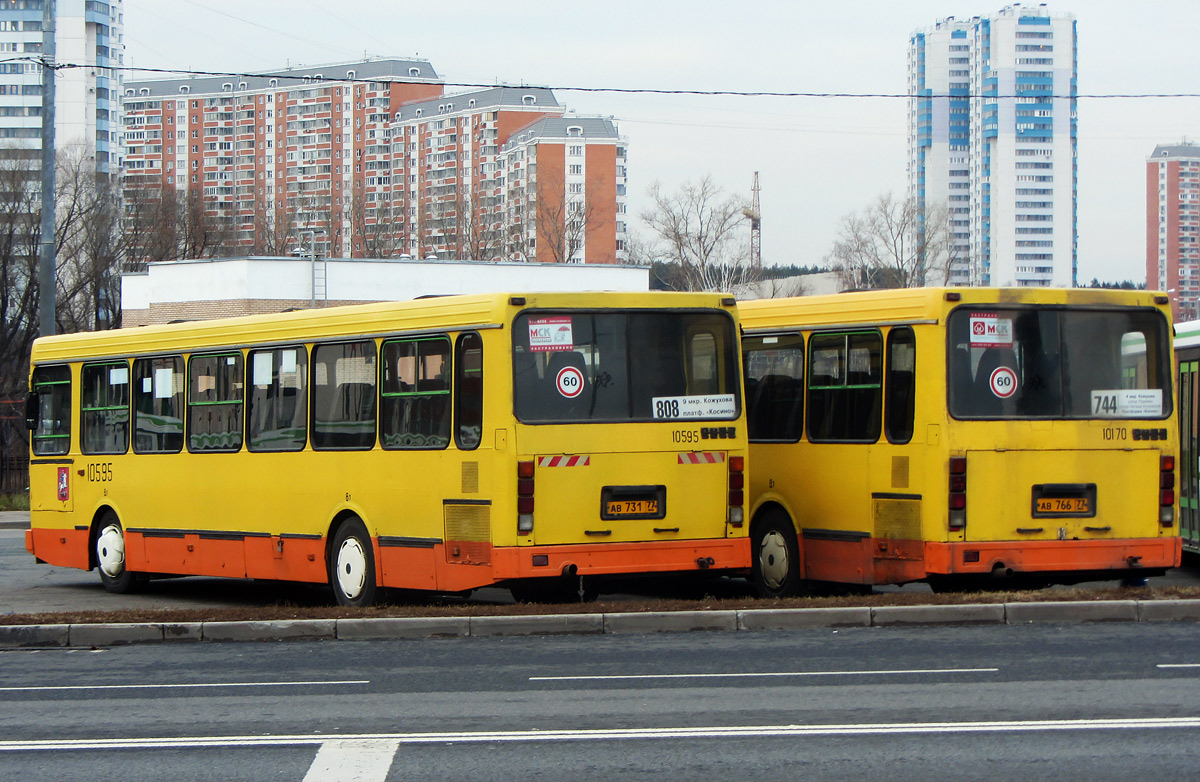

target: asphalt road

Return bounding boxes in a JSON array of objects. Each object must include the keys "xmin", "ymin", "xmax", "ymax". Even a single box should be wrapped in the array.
[
  {"xmin": 4, "ymin": 509, "xmax": 1200, "ymax": 615},
  {"xmin": 1, "ymin": 622, "xmax": 1200, "ymax": 780}
]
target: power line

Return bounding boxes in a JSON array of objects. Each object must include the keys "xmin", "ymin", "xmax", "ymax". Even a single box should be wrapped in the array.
[{"xmin": 13, "ymin": 57, "xmax": 1200, "ymax": 100}]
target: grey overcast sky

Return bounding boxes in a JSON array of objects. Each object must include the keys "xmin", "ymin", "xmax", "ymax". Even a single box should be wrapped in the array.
[{"xmin": 123, "ymin": 0, "xmax": 1200, "ymax": 284}]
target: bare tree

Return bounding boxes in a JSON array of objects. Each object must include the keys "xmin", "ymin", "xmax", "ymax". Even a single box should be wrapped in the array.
[
  {"xmin": 641, "ymin": 175, "xmax": 753, "ymax": 291},
  {"xmin": 0, "ymin": 149, "xmax": 40, "ymax": 400},
  {"xmin": 346, "ymin": 189, "xmax": 405, "ymax": 258},
  {"xmin": 827, "ymin": 193, "xmax": 962, "ymax": 290},
  {"xmin": 535, "ymin": 177, "xmax": 609, "ymax": 264}
]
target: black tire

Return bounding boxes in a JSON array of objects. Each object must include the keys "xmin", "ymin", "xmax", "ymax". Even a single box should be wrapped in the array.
[
  {"xmin": 329, "ymin": 519, "xmax": 377, "ymax": 607},
  {"xmin": 751, "ymin": 510, "xmax": 803, "ymax": 598},
  {"xmin": 94, "ymin": 511, "xmax": 145, "ymax": 594}
]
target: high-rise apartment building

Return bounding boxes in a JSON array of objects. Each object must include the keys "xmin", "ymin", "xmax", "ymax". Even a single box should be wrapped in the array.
[
  {"xmin": 909, "ymin": 3, "xmax": 1076, "ymax": 287},
  {"xmin": 122, "ymin": 58, "xmax": 628, "ymax": 264},
  {"xmin": 1147, "ymin": 142, "xmax": 1200, "ymax": 321},
  {"xmin": 0, "ymin": 0, "xmax": 124, "ymax": 174}
]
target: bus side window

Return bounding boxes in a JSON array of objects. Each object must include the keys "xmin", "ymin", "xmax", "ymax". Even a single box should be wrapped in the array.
[
  {"xmin": 311, "ymin": 341, "xmax": 377, "ymax": 451},
  {"xmin": 742, "ymin": 334, "xmax": 804, "ymax": 442},
  {"xmin": 247, "ymin": 347, "xmax": 307, "ymax": 452},
  {"xmin": 380, "ymin": 337, "xmax": 450, "ymax": 450},
  {"xmin": 807, "ymin": 331, "xmax": 881, "ymax": 443},
  {"xmin": 188, "ymin": 353, "xmax": 244, "ymax": 452},
  {"xmin": 455, "ymin": 332, "xmax": 483, "ymax": 451},
  {"xmin": 133, "ymin": 356, "xmax": 184, "ymax": 454},
  {"xmin": 885, "ymin": 328, "xmax": 915, "ymax": 444},
  {"xmin": 29, "ymin": 365, "xmax": 71, "ymax": 456},
  {"xmin": 81, "ymin": 361, "xmax": 130, "ymax": 455}
]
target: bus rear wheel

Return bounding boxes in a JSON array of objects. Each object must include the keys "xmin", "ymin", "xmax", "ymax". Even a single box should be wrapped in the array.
[
  {"xmin": 95, "ymin": 512, "xmax": 145, "ymax": 594},
  {"xmin": 329, "ymin": 519, "xmax": 377, "ymax": 607},
  {"xmin": 752, "ymin": 511, "xmax": 802, "ymax": 598}
]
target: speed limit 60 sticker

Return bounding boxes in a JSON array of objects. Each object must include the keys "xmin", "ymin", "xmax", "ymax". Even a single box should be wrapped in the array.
[
  {"xmin": 989, "ymin": 366, "xmax": 1017, "ymax": 398},
  {"xmin": 555, "ymin": 366, "xmax": 584, "ymax": 398}
]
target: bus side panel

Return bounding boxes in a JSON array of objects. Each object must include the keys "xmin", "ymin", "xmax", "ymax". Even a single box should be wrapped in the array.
[
  {"xmin": 27, "ymin": 525, "xmax": 90, "ymax": 570},
  {"xmin": 492, "ymin": 538, "xmax": 750, "ymax": 579},
  {"xmin": 243, "ymin": 536, "xmax": 327, "ymax": 583},
  {"xmin": 800, "ymin": 534, "xmax": 873, "ymax": 584},
  {"xmin": 197, "ymin": 537, "xmax": 247, "ymax": 578},
  {"xmin": 129, "ymin": 531, "xmax": 191, "ymax": 574},
  {"xmin": 378, "ymin": 544, "xmax": 439, "ymax": 590}
]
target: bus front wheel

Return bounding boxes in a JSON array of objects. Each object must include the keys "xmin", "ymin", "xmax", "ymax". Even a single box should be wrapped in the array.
[
  {"xmin": 752, "ymin": 511, "xmax": 802, "ymax": 598},
  {"xmin": 329, "ymin": 519, "xmax": 377, "ymax": 607},
  {"xmin": 95, "ymin": 512, "xmax": 145, "ymax": 594}
]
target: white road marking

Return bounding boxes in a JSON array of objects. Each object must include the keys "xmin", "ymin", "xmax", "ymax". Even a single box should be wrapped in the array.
[
  {"xmin": 0, "ymin": 679, "xmax": 369, "ymax": 693},
  {"xmin": 4, "ymin": 717, "xmax": 1200, "ymax": 752},
  {"xmin": 529, "ymin": 667, "xmax": 999, "ymax": 682},
  {"xmin": 303, "ymin": 739, "xmax": 400, "ymax": 782},
  {"xmin": 1157, "ymin": 664, "xmax": 1200, "ymax": 669}
]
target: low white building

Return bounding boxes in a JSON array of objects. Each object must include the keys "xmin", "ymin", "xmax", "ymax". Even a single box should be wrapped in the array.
[{"xmin": 121, "ymin": 256, "xmax": 650, "ymax": 327}]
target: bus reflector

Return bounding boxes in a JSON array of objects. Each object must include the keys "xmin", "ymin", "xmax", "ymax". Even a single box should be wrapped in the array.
[
  {"xmin": 728, "ymin": 455, "xmax": 745, "ymax": 527},
  {"xmin": 518, "ymin": 461, "xmax": 535, "ymax": 534},
  {"xmin": 1160, "ymin": 454, "xmax": 1175, "ymax": 526},
  {"xmin": 948, "ymin": 457, "xmax": 966, "ymax": 530}
]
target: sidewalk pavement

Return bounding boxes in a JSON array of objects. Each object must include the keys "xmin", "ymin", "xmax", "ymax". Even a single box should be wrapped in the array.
[
  {"xmin": 0, "ymin": 511, "xmax": 28, "ymax": 529},
  {"xmin": 2, "ymin": 598, "xmax": 1199, "ymax": 649}
]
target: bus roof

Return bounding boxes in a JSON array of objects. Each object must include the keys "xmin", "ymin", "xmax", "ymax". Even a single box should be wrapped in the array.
[
  {"xmin": 738, "ymin": 287, "xmax": 1169, "ymax": 332},
  {"xmin": 30, "ymin": 290, "xmax": 736, "ymax": 365}
]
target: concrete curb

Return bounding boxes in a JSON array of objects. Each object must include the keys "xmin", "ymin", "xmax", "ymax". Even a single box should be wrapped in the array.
[{"xmin": 2, "ymin": 599, "xmax": 1199, "ymax": 648}]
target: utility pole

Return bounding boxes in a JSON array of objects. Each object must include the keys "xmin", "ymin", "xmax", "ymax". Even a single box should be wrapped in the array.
[
  {"xmin": 741, "ymin": 171, "xmax": 762, "ymax": 273},
  {"xmin": 37, "ymin": 0, "xmax": 56, "ymax": 337}
]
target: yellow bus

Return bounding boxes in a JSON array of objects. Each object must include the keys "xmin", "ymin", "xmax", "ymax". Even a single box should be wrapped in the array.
[
  {"xmin": 1173, "ymin": 318, "xmax": 1200, "ymax": 552},
  {"xmin": 740, "ymin": 287, "xmax": 1180, "ymax": 595},
  {"xmin": 24, "ymin": 291, "xmax": 747, "ymax": 605}
]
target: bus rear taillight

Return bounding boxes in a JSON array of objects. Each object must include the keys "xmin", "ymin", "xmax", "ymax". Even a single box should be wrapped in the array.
[
  {"xmin": 517, "ymin": 460, "xmax": 535, "ymax": 534},
  {"xmin": 948, "ymin": 457, "xmax": 967, "ymax": 531},
  {"xmin": 728, "ymin": 455, "xmax": 745, "ymax": 527},
  {"xmin": 1160, "ymin": 454, "xmax": 1176, "ymax": 527}
]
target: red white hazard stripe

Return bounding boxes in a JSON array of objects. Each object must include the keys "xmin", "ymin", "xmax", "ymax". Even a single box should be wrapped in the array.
[
  {"xmin": 537, "ymin": 455, "xmax": 591, "ymax": 467},
  {"xmin": 678, "ymin": 452, "xmax": 726, "ymax": 465}
]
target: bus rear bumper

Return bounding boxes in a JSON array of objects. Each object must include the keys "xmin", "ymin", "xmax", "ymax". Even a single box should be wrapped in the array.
[
  {"xmin": 925, "ymin": 536, "xmax": 1182, "ymax": 577},
  {"xmin": 494, "ymin": 537, "xmax": 751, "ymax": 581}
]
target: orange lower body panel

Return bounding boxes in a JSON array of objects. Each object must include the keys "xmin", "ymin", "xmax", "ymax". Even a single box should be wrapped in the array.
[
  {"xmin": 28, "ymin": 526, "xmax": 91, "ymax": 570},
  {"xmin": 797, "ymin": 532, "xmax": 1182, "ymax": 586},
  {"xmin": 925, "ymin": 536, "xmax": 1182, "ymax": 576},
  {"xmin": 30, "ymin": 523, "xmax": 751, "ymax": 595},
  {"xmin": 493, "ymin": 537, "xmax": 752, "ymax": 582}
]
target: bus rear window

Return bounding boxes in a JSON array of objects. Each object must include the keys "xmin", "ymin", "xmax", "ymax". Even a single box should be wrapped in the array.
[
  {"xmin": 513, "ymin": 310, "xmax": 740, "ymax": 423},
  {"xmin": 948, "ymin": 307, "xmax": 1171, "ymax": 419}
]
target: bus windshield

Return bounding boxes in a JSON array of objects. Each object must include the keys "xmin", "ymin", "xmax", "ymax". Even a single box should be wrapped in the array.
[
  {"xmin": 948, "ymin": 307, "xmax": 1171, "ymax": 419},
  {"xmin": 513, "ymin": 310, "xmax": 740, "ymax": 423}
]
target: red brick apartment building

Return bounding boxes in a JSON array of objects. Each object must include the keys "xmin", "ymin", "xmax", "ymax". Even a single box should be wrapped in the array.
[
  {"xmin": 1148, "ymin": 143, "xmax": 1200, "ymax": 321},
  {"xmin": 121, "ymin": 58, "xmax": 628, "ymax": 264}
]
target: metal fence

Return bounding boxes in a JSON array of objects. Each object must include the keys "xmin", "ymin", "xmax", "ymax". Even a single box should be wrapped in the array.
[{"xmin": 0, "ymin": 401, "xmax": 27, "ymax": 494}]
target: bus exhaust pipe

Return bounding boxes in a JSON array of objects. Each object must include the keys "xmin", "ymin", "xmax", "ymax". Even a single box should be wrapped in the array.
[{"xmin": 561, "ymin": 563, "xmax": 577, "ymax": 577}]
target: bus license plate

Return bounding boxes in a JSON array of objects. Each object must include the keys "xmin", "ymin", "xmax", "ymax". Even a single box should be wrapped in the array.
[
  {"xmin": 606, "ymin": 499, "xmax": 659, "ymax": 517},
  {"xmin": 1035, "ymin": 497, "xmax": 1090, "ymax": 515}
]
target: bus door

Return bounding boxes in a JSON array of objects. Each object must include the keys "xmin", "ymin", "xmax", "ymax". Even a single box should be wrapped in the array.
[{"xmin": 27, "ymin": 365, "xmax": 74, "ymax": 513}]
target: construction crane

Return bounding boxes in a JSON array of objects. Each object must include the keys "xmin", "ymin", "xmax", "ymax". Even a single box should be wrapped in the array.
[{"xmin": 742, "ymin": 171, "xmax": 762, "ymax": 271}]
